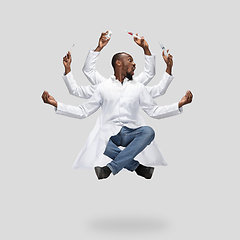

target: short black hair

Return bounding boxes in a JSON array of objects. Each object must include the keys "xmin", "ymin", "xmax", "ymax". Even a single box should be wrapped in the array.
[{"xmin": 111, "ymin": 52, "xmax": 126, "ymax": 69}]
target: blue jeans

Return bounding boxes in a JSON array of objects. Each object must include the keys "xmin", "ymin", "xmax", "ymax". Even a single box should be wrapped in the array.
[{"xmin": 103, "ymin": 126, "xmax": 155, "ymax": 175}]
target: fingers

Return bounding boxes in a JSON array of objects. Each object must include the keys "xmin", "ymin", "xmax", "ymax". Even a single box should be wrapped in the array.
[
  {"xmin": 101, "ymin": 31, "xmax": 108, "ymax": 38},
  {"xmin": 42, "ymin": 91, "xmax": 49, "ymax": 103},
  {"xmin": 136, "ymin": 33, "xmax": 144, "ymax": 39},
  {"xmin": 185, "ymin": 90, "xmax": 193, "ymax": 103},
  {"xmin": 166, "ymin": 50, "xmax": 173, "ymax": 58},
  {"xmin": 42, "ymin": 91, "xmax": 57, "ymax": 107},
  {"xmin": 63, "ymin": 51, "xmax": 71, "ymax": 63},
  {"xmin": 100, "ymin": 31, "xmax": 110, "ymax": 41},
  {"xmin": 162, "ymin": 50, "xmax": 173, "ymax": 62}
]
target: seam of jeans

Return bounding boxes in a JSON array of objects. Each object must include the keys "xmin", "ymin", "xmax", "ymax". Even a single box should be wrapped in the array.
[{"xmin": 121, "ymin": 132, "xmax": 141, "ymax": 136}]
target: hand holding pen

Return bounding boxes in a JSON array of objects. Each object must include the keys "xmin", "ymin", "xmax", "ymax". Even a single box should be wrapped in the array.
[{"xmin": 63, "ymin": 51, "xmax": 72, "ymax": 75}]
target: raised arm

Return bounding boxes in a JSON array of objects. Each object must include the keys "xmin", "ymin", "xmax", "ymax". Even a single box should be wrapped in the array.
[
  {"xmin": 94, "ymin": 31, "xmax": 111, "ymax": 52},
  {"xmin": 63, "ymin": 51, "xmax": 72, "ymax": 75},
  {"xmin": 133, "ymin": 35, "xmax": 156, "ymax": 85},
  {"xmin": 82, "ymin": 31, "xmax": 111, "ymax": 85},
  {"xmin": 133, "ymin": 34, "xmax": 152, "ymax": 56},
  {"xmin": 145, "ymin": 51, "xmax": 174, "ymax": 98},
  {"xmin": 42, "ymin": 88, "xmax": 102, "ymax": 119},
  {"xmin": 63, "ymin": 71, "xmax": 97, "ymax": 99},
  {"xmin": 62, "ymin": 52, "xmax": 97, "ymax": 99}
]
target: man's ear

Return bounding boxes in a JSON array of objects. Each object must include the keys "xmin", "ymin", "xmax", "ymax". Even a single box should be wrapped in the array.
[{"xmin": 116, "ymin": 60, "xmax": 121, "ymax": 67}]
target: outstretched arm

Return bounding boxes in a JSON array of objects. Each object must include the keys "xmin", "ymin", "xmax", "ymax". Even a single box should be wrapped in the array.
[
  {"xmin": 82, "ymin": 31, "xmax": 110, "ymax": 84},
  {"xmin": 41, "ymin": 88, "xmax": 102, "ymax": 119},
  {"xmin": 139, "ymin": 85, "xmax": 193, "ymax": 119}
]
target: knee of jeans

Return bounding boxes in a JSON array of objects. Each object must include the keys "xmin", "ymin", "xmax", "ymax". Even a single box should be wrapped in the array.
[
  {"xmin": 143, "ymin": 126, "xmax": 155, "ymax": 142},
  {"xmin": 110, "ymin": 135, "xmax": 121, "ymax": 146}
]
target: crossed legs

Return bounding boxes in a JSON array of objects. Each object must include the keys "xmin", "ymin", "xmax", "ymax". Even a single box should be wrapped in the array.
[{"xmin": 95, "ymin": 126, "xmax": 155, "ymax": 179}]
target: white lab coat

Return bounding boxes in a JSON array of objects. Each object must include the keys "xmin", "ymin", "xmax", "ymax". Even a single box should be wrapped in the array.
[
  {"xmin": 59, "ymin": 50, "xmax": 178, "ymax": 169},
  {"xmin": 56, "ymin": 77, "xmax": 182, "ymax": 168}
]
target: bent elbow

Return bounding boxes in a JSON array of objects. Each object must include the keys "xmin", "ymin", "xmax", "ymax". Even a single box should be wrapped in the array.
[
  {"xmin": 146, "ymin": 72, "xmax": 155, "ymax": 81},
  {"xmin": 82, "ymin": 65, "xmax": 87, "ymax": 74},
  {"xmin": 159, "ymin": 89, "xmax": 166, "ymax": 96},
  {"xmin": 67, "ymin": 88, "xmax": 75, "ymax": 96}
]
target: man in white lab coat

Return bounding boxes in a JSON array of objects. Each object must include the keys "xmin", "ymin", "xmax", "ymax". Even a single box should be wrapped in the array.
[
  {"xmin": 61, "ymin": 32, "xmax": 175, "ymax": 177},
  {"xmin": 42, "ymin": 50, "xmax": 193, "ymax": 180},
  {"xmin": 59, "ymin": 31, "xmax": 176, "ymax": 179}
]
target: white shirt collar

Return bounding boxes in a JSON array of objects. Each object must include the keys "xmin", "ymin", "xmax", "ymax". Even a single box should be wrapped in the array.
[{"xmin": 110, "ymin": 75, "xmax": 131, "ymax": 84}]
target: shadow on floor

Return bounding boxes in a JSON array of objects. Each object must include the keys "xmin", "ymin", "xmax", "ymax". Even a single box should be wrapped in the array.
[{"xmin": 87, "ymin": 214, "xmax": 170, "ymax": 234}]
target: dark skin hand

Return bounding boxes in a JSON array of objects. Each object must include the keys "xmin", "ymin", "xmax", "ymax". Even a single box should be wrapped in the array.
[
  {"xmin": 42, "ymin": 91, "xmax": 57, "ymax": 108},
  {"xmin": 94, "ymin": 31, "xmax": 111, "ymax": 52},
  {"xmin": 63, "ymin": 51, "xmax": 72, "ymax": 75},
  {"xmin": 162, "ymin": 49, "xmax": 173, "ymax": 75},
  {"xmin": 133, "ymin": 34, "xmax": 151, "ymax": 56},
  {"xmin": 178, "ymin": 91, "xmax": 193, "ymax": 108}
]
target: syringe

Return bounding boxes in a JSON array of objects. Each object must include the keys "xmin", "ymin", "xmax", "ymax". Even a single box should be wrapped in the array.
[
  {"xmin": 70, "ymin": 44, "xmax": 75, "ymax": 52},
  {"xmin": 106, "ymin": 31, "xmax": 112, "ymax": 39},
  {"xmin": 159, "ymin": 42, "xmax": 168, "ymax": 57},
  {"xmin": 124, "ymin": 29, "xmax": 141, "ymax": 39}
]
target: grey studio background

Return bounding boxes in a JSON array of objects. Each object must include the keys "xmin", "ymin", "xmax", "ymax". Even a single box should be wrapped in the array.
[{"xmin": 1, "ymin": 0, "xmax": 239, "ymax": 239}]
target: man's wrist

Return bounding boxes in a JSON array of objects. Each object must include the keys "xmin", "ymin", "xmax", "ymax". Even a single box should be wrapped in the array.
[
  {"xmin": 94, "ymin": 46, "xmax": 103, "ymax": 52},
  {"xmin": 143, "ymin": 47, "xmax": 151, "ymax": 56},
  {"xmin": 178, "ymin": 101, "xmax": 184, "ymax": 108},
  {"xmin": 166, "ymin": 65, "xmax": 172, "ymax": 75},
  {"xmin": 64, "ymin": 67, "xmax": 71, "ymax": 75},
  {"xmin": 52, "ymin": 101, "xmax": 58, "ymax": 108}
]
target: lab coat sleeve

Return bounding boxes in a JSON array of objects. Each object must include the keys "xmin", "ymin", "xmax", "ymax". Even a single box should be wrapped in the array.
[
  {"xmin": 139, "ymin": 85, "xmax": 183, "ymax": 119},
  {"xmin": 82, "ymin": 50, "xmax": 106, "ymax": 85},
  {"xmin": 62, "ymin": 72, "xmax": 97, "ymax": 99},
  {"xmin": 134, "ymin": 54, "xmax": 156, "ymax": 85},
  {"xmin": 145, "ymin": 72, "xmax": 174, "ymax": 98},
  {"xmin": 55, "ymin": 87, "xmax": 102, "ymax": 119}
]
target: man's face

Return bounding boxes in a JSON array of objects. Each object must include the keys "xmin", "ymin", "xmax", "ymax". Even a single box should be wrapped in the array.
[{"xmin": 121, "ymin": 54, "xmax": 136, "ymax": 80}]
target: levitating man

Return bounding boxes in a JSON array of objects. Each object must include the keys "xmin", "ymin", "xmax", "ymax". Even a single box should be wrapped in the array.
[
  {"xmin": 60, "ymin": 32, "xmax": 176, "ymax": 178},
  {"xmin": 42, "ymin": 48, "xmax": 193, "ymax": 180}
]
